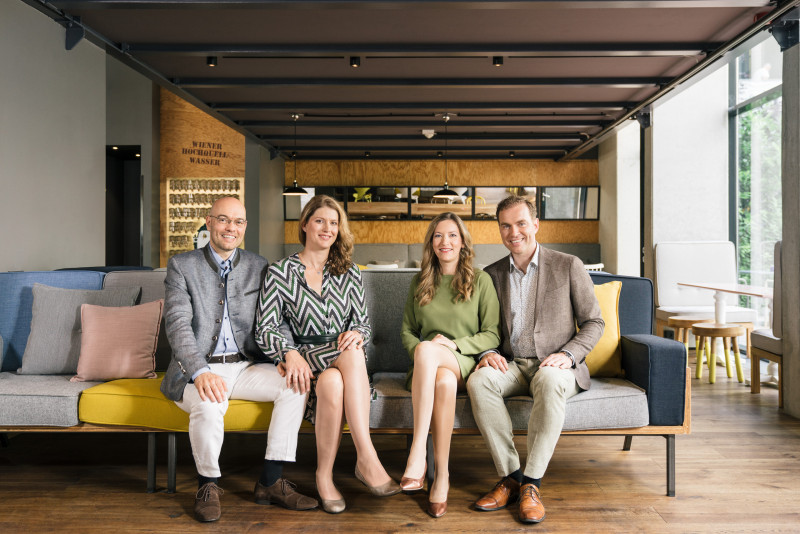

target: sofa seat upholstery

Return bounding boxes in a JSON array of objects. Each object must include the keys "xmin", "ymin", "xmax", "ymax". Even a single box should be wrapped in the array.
[
  {"xmin": 0, "ymin": 373, "xmax": 101, "ymax": 426},
  {"xmin": 751, "ymin": 328, "xmax": 782, "ymax": 355},
  {"xmin": 78, "ymin": 374, "xmax": 310, "ymax": 432},
  {"xmin": 369, "ymin": 373, "xmax": 648, "ymax": 431}
]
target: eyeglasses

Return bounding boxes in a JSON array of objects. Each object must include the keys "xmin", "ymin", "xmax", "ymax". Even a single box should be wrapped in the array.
[{"xmin": 209, "ymin": 214, "xmax": 247, "ymax": 228}]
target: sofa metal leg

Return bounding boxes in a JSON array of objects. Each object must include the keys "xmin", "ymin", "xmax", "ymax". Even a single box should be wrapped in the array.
[
  {"xmin": 665, "ymin": 434, "xmax": 675, "ymax": 497},
  {"xmin": 425, "ymin": 433, "xmax": 434, "ymax": 486},
  {"xmin": 623, "ymin": 435, "xmax": 633, "ymax": 451},
  {"xmin": 146, "ymin": 432, "xmax": 156, "ymax": 493},
  {"xmin": 406, "ymin": 433, "xmax": 413, "ymax": 451},
  {"xmin": 167, "ymin": 432, "xmax": 177, "ymax": 494}
]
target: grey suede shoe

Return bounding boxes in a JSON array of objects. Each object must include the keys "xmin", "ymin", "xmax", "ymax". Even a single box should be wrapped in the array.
[{"xmin": 194, "ymin": 482, "xmax": 223, "ymax": 522}]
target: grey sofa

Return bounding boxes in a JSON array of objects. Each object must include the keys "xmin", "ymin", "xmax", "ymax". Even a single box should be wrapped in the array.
[{"xmin": 1, "ymin": 263, "xmax": 688, "ymax": 497}]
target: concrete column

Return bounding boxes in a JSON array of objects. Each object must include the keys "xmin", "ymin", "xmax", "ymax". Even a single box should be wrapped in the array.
[
  {"xmin": 781, "ymin": 42, "xmax": 800, "ymax": 418},
  {"xmin": 599, "ymin": 121, "xmax": 641, "ymax": 276}
]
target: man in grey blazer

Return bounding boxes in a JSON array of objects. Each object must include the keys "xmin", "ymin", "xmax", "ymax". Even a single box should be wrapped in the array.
[
  {"xmin": 467, "ymin": 195, "xmax": 603, "ymax": 524},
  {"xmin": 161, "ymin": 196, "xmax": 317, "ymax": 522}
]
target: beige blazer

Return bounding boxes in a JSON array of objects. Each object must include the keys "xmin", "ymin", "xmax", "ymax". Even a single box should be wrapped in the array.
[{"xmin": 484, "ymin": 246, "xmax": 604, "ymax": 391}]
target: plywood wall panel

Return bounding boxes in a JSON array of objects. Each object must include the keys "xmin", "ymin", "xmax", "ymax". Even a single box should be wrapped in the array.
[
  {"xmin": 286, "ymin": 159, "xmax": 598, "ymax": 187},
  {"xmin": 285, "ymin": 220, "xmax": 598, "ymax": 245}
]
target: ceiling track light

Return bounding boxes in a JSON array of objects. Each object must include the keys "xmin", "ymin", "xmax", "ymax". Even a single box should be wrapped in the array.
[
  {"xmin": 492, "ymin": 56, "xmax": 503, "ymax": 67},
  {"xmin": 284, "ymin": 113, "xmax": 308, "ymax": 196},
  {"xmin": 350, "ymin": 56, "xmax": 361, "ymax": 68},
  {"xmin": 206, "ymin": 55, "xmax": 218, "ymax": 67},
  {"xmin": 364, "ymin": 151, "xmax": 371, "ymax": 158},
  {"xmin": 509, "ymin": 150, "xmax": 516, "ymax": 157}
]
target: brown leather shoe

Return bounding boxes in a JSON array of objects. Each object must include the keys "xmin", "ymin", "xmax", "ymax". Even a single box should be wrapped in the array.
[
  {"xmin": 519, "ymin": 483, "xmax": 546, "ymax": 524},
  {"xmin": 254, "ymin": 478, "xmax": 319, "ymax": 510},
  {"xmin": 474, "ymin": 477, "xmax": 520, "ymax": 511},
  {"xmin": 194, "ymin": 482, "xmax": 223, "ymax": 522}
]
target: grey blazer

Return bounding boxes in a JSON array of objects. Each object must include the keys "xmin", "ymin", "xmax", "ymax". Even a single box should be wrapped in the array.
[
  {"xmin": 484, "ymin": 246, "xmax": 604, "ymax": 391},
  {"xmin": 160, "ymin": 245, "xmax": 269, "ymax": 401}
]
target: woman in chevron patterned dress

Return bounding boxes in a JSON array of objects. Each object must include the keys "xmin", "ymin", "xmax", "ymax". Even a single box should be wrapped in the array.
[
  {"xmin": 399, "ymin": 212, "xmax": 501, "ymax": 518},
  {"xmin": 255, "ymin": 194, "xmax": 400, "ymax": 514}
]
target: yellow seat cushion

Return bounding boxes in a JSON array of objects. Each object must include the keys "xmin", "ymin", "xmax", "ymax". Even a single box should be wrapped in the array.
[
  {"xmin": 584, "ymin": 281, "xmax": 623, "ymax": 377},
  {"xmin": 79, "ymin": 373, "xmax": 313, "ymax": 431}
]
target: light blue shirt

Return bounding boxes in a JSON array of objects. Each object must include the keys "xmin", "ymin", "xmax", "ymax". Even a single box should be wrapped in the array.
[{"xmin": 191, "ymin": 246, "xmax": 240, "ymax": 381}]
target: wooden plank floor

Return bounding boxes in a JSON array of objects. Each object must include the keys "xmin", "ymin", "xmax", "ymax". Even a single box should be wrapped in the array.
[{"xmin": 1, "ymin": 352, "xmax": 798, "ymax": 533}]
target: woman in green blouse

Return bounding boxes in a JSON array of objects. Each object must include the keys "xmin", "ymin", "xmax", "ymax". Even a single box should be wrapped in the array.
[{"xmin": 400, "ymin": 212, "xmax": 501, "ymax": 517}]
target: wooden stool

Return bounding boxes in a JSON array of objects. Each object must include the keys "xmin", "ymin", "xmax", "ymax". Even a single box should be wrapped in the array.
[
  {"xmin": 667, "ymin": 315, "xmax": 714, "ymax": 364},
  {"xmin": 691, "ymin": 323, "xmax": 746, "ymax": 384}
]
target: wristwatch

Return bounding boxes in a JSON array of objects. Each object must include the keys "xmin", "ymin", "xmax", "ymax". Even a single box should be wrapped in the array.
[{"xmin": 562, "ymin": 350, "xmax": 576, "ymax": 368}]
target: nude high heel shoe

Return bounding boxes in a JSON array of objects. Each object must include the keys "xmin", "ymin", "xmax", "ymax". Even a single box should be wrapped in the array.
[{"xmin": 354, "ymin": 465, "xmax": 401, "ymax": 497}]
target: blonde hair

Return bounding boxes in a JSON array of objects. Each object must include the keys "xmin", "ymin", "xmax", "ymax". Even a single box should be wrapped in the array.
[
  {"xmin": 298, "ymin": 195, "xmax": 354, "ymax": 277},
  {"xmin": 415, "ymin": 212, "xmax": 475, "ymax": 306}
]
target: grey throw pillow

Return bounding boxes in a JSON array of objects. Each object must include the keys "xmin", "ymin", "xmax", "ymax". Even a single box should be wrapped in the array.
[{"xmin": 18, "ymin": 284, "xmax": 141, "ymax": 375}]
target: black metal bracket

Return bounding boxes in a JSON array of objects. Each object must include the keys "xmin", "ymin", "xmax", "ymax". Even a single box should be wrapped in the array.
[
  {"xmin": 65, "ymin": 16, "xmax": 84, "ymax": 51},
  {"xmin": 771, "ymin": 7, "xmax": 800, "ymax": 52},
  {"xmin": 634, "ymin": 108, "xmax": 651, "ymax": 129}
]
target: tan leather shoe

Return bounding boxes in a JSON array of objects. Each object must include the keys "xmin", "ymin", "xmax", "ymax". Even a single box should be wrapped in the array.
[
  {"xmin": 427, "ymin": 499, "xmax": 447, "ymax": 518},
  {"xmin": 519, "ymin": 483, "xmax": 546, "ymax": 524},
  {"xmin": 254, "ymin": 478, "xmax": 319, "ymax": 510},
  {"xmin": 194, "ymin": 482, "xmax": 223, "ymax": 522},
  {"xmin": 400, "ymin": 462, "xmax": 426, "ymax": 493},
  {"xmin": 474, "ymin": 477, "xmax": 520, "ymax": 511}
]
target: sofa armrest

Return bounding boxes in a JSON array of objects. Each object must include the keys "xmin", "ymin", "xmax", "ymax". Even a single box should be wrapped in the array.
[{"xmin": 620, "ymin": 334, "xmax": 687, "ymax": 426}]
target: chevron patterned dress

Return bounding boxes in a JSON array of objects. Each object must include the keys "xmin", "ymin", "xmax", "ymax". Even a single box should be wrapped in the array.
[{"xmin": 255, "ymin": 253, "xmax": 372, "ymax": 422}]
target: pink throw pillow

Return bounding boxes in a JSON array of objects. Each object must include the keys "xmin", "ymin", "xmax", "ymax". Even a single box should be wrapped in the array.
[{"xmin": 71, "ymin": 299, "xmax": 164, "ymax": 382}]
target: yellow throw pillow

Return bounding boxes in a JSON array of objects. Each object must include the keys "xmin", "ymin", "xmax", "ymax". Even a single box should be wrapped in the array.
[{"xmin": 585, "ymin": 281, "xmax": 623, "ymax": 377}]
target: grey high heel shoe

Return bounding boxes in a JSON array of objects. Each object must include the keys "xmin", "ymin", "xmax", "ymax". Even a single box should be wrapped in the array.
[
  {"xmin": 354, "ymin": 465, "xmax": 401, "ymax": 497},
  {"xmin": 320, "ymin": 497, "xmax": 346, "ymax": 514}
]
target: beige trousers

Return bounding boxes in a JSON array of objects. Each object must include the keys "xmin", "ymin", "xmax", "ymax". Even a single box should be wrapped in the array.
[
  {"xmin": 467, "ymin": 358, "xmax": 580, "ymax": 479},
  {"xmin": 176, "ymin": 361, "xmax": 307, "ymax": 478}
]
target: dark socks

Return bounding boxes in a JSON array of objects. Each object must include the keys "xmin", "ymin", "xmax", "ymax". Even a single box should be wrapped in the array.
[
  {"xmin": 522, "ymin": 476, "xmax": 541, "ymax": 488},
  {"xmin": 508, "ymin": 469, "xmax": 523, "ymax": 483},
  {"xmin": 198, "ymin": 475, "xmax": 218, "ymax": 488},
  {"xmin": 260, "ymin": 459, "xmax": 284, "ymax": 487}
]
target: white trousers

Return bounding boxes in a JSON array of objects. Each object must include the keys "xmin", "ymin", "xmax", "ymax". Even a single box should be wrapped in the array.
[{"xmin": 175, "ymin": 361, "xmax": 307, "ymax": 478}]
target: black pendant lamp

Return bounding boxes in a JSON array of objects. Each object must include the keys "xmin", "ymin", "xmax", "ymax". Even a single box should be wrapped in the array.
[
  {"xmin": 284, "ymin": 113, "xmax": 309, "ymax": 196},
  {"xmin": 433, "ymin": 113, "xmax": 459, "ymax": 199}
]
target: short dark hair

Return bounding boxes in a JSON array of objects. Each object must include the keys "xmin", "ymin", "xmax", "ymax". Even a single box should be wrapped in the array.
[{"xmin": 496, "ymin": 195, "xmax": 537, "ymax": 220}]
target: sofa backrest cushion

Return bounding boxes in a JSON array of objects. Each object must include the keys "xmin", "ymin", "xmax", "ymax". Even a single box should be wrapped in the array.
[
  {"xmin": 103, "ymin": 270, "xmax": 171, "ymax": 371},
  {"xmin": 585, "ymin": 281, "xmax": 623, "ymax": 377},
  {"xmin": 362, "ymin": 269, "xmax": 419, "ymax": 374},
  {"xmin": 19, "ymin": 284, "xmax": 141, "ymax": 375},
  {"xmin": 589, "ymin": 271, "xmax": 653, "ymax": 336},
  {"xmin": 0, "ymin": 271, "xmax": 105, "ymax": 372},
  {"xmin": 654, "ymin": 241, "xmax": 736, "ymax": 307}
]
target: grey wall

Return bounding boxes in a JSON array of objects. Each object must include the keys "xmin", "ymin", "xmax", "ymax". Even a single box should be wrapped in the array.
[
  {"xmin": 259, "ymin": 154, "xmax": 286, "ymax": 263},
  {"xmin": 106, "ymin": 56, "xmax": 160, "ymax": 268},
  {"xmin": 645, "ymin": 65, "xmax": 730, "ymax": 280},
  {"xmin": 781, "ymin": 43, "xmax": 799, "ymax": 419},
  {"xmin": 0, "ymin": 2, "xmax": 106, "ymax": 271}
]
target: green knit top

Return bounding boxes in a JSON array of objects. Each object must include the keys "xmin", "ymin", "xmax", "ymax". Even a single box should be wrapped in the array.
[{"xmin": 401, "ymin": 270, "xmax": 501, "ymax": 389}]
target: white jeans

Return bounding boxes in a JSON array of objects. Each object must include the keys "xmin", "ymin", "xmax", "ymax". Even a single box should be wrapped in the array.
[{"xmin": 175, "ymin": 361, "xmax": 307, "ymax": 478}]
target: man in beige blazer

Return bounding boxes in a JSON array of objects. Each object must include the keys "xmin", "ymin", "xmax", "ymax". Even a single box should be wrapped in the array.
[{"xmin": 467, "ymin": 195, "xmax": 603, "ymax": 524}]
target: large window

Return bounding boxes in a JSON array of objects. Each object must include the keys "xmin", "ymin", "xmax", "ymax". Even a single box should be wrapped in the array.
[{"xmin": 731, "ymin": 36, "xmax": 782, "ymax": 318}]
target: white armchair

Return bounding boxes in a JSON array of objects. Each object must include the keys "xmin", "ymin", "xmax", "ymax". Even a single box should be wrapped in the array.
[{"xmin": 654, "ymin": 241, "xmax": 758, "ymax": 337}]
